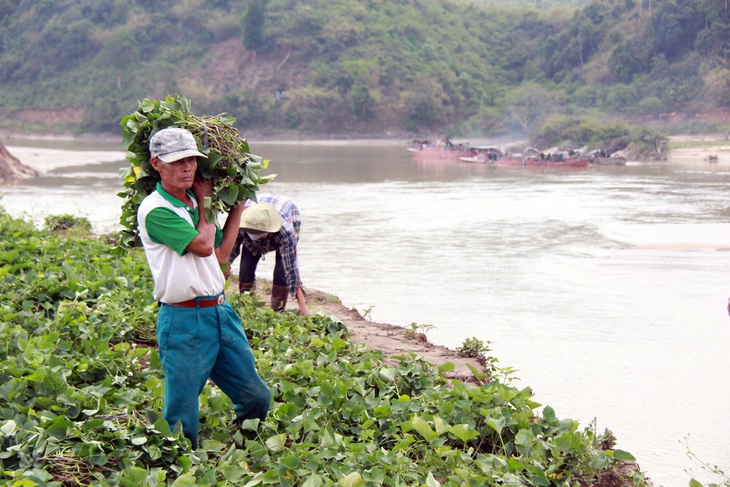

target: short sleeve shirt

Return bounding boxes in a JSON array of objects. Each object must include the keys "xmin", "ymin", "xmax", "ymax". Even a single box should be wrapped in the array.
[{"xmin": 137, "ymin": 183, "xmax": 224, "ymax": 303}]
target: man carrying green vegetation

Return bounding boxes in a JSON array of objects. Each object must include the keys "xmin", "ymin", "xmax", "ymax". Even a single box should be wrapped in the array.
[
  {"xmin": 137, "ymin": 127, "xmax": 270, "ymax": 448},
  {"xmin": 228, "ymin": 194, "xmax": 310, "ymax": 316}
]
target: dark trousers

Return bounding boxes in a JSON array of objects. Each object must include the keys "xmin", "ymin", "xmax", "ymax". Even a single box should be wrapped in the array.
[{"xmin": 239, "ymin": 245, "xmax": 287, "ymax": 287}]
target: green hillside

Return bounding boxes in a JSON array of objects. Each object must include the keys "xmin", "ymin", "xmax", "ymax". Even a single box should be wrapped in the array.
[{"xmin": 0, "ymin": 0, "xmax": 729, "ymax": 146}]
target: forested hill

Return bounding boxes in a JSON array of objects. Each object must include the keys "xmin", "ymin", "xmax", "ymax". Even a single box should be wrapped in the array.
[{"xmin": 0, "ymin": 0, "xmax": 729, "ymax": 147}]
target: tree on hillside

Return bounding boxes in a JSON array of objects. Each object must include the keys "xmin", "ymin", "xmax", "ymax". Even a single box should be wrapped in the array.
[
  {"xmin": 503, "ymin": 83, "xmax": 557, "ymax": 133},
  {"xmin": 242, "ymin": 0, "xmax": 268, "ymax": 50},
  {"xmin": 0, "ymin": 0, "xmax": 17, "ymax": 23},
  {"xmin": 608, "ymin": 40, "xmax": 645, "ymax": 83},
  {"xmin": 350, "ymin": 84, "xmax": 375, "ymax": 121},
  {"xmin": 645, "ymin": 0, "xmax": 706, "ymax": 60},
  {"xmin": 542, "ymin": 0, "xmax": 634, "ymax": 80},
  {"xmin": 694, "ymin": 0, "xmax": 730, "ymax": 59}
]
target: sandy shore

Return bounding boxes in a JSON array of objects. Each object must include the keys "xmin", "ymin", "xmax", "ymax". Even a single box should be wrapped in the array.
[
  {"xmin": 666, "ymin": 134, "xmax": 730, "ymax": 162},
  {"xmin": 4, "ymin": 146, "xmax": 126, "ymax": 173}
]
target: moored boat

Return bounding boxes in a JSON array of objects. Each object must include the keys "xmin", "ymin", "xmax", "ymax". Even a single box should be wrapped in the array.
[
  {"xmin": 459, "ymin": 146, "xmax": 505, "ymax": 163},
  {"xmin": 521, "ymin": 146, "xmax": 590, "ymax": 167},
  {"xmin": 459, "ymin": 146, "xmax": 526, "ymax": 165},
  {"xmin": 591, "ymin": 156, "xmax": 627, "ymax": 165},
  {"xmin": 408, "ymin": 137, "xmax": 472, "ymax": 160},
  {"xmin": 590, "ymin": 150, "xmax": 627, "ymax": 165}
]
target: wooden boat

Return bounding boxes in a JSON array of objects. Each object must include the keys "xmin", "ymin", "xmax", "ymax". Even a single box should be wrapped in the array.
[
  {"xmin": 459, "ymin": 146, "xmax": 524, "ymax": 165},
  {"xmin": 521, "ymin": 147, "xmax": 590, "ymax": 167},
  {"xmin": 459, "ymin": 146, "xmax": 505, "ymax": 163},
  {"xmin": 590, "ymin": 150, "xmax": 627, "ymax": 165},
  {"xmin": 460, "ymin": 146, "xmax": 588, "ymax": 167},
  {"xmin": 408, "ymin": 138, "xmax": 472, "ymax": 160},
  {"xmin": 416, "ymin": 142, "xmax": 589, "ymax": 167},
  {"xmin": 592, "ymin": 156, "xmax": 627, "ymax": 165}
]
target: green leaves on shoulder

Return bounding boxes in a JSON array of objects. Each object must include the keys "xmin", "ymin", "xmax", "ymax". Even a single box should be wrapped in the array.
[{"xmin": 117, "ymin": 95, "xmax": 274, "ymax": 248}]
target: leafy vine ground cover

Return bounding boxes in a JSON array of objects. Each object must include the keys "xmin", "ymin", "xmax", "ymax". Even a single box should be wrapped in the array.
[{"xmin": 0, "ymin": 208, "xmax": 647, "ymax": 486}]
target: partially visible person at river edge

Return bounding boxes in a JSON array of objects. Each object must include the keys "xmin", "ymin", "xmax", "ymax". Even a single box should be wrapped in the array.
[
  {"xmin": 136, "ymin": 127, "xmax": 270, "ymax": 448},
  {"xmin": 228, "ymin": 193, "xmax": 310, "ymax": 316}
]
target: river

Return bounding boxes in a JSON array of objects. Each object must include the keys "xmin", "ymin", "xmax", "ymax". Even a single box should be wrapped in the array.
[{"xmin": 2, "ymin": 136, "xmax": 730, "ymax": 487}]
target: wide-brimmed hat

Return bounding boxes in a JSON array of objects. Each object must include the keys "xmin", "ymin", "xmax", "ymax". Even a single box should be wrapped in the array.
[
  {"xmin": 149, "ymin": 127, "xmax": 208, "ymax": 163},
  {"xmin": 240, "ymin": 203, "xmax": 282, "ymax": 233}
]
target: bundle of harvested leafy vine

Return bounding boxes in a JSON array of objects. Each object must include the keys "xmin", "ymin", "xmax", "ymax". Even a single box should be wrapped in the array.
[{"xmin": 117, "ymin": 95, "xmax": 274, "ymax": 249}]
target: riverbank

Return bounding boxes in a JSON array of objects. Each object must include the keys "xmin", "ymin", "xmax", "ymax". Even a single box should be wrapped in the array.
[
  {"xmin": 245, "ymin": 280, "xmax": 491, "ymax": 384},
  {"xmin": 666, "ymin": 134, "xmax": 730, "ymax": 163}
]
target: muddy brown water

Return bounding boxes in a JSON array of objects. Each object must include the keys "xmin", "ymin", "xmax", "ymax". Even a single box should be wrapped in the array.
[{"xmin": 3, "ymin": 137, "xmax": 730, "ymax": 486}]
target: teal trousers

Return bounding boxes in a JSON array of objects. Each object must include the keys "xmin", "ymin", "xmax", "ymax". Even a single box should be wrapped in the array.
[{"xmin": 157, "ymin": 297, "xmax": 270, "ymax": 447}]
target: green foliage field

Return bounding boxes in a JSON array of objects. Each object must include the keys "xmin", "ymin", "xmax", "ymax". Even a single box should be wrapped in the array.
[
  {"xmin": 1, "ymin": 0, "xmax": 729, "ymax": 142},
  {"xmin": 0, "ymin": 206, "xmax": 648, "ymax": 485}
]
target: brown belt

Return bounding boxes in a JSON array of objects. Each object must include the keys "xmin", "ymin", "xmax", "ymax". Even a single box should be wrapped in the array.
[{"xmin": 164, "ymin": 293, "xmax": 225, "ymax": 308}]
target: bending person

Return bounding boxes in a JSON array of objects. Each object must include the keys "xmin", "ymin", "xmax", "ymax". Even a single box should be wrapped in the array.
[{"xmin": 229, "ymin": 194, "xmax": 310, "ymax": 316}]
